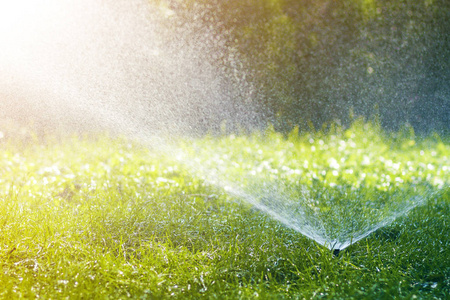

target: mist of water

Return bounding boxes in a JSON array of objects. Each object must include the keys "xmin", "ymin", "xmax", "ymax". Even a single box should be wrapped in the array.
[
  {"xmin": 228, "ymin": 188, "xmax": 429, "ymax": 250},
  {"xmin": 0, "ymin": 0, "xmax": 259, "ymax": 138},
  {"xmin": 174, "ymin": 146, "xmax": 436, "ymax": 250},
  {"xmin": 0, "ymin": 0, "xmax": 437, "ymax": 251}
]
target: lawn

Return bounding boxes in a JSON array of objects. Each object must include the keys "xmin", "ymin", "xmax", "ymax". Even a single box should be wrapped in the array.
[{"xmin": 0, "ymin": 122, "xmax": 449, "ymax": 299}]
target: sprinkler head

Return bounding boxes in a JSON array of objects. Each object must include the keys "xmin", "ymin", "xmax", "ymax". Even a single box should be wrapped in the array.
[{"xmin": 333, "ymin": 249, "xmax": 340, "ymax": 257}]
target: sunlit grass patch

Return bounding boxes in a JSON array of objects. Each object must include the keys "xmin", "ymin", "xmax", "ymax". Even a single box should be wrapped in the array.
[{"xmin": 0, "ymin": 124, "xmax": 449, "ymax": 299}]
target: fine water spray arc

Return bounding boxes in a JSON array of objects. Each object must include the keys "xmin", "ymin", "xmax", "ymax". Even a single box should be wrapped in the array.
[{"xmin": 0, "ymin": 0, "xmax": 439, "ymax": 256}]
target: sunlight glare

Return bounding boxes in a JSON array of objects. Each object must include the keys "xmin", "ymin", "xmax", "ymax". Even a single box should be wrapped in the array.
[{"xmin": 0, "ymin": 0, "xmax": 76, "ymax": 68}]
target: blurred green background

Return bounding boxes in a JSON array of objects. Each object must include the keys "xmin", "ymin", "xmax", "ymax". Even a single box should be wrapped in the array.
[{"xmin": 160, "ymin": 0, "xmax": 449, "ymax": 134}]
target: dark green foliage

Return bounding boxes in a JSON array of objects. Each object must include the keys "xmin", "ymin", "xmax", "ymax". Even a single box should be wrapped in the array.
[{"xmin": 165, "ymin": 0, "xmax": 450, "ymax": 134}]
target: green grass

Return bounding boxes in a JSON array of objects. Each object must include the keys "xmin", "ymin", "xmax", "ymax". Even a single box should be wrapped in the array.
[{"xmin": 0, "ymin": 123, "xmax": 449, "ymax": 299}]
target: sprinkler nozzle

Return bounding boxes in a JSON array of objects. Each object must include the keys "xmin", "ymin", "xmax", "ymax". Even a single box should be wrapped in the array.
[{"xmin": 333, "ymin": 249, "xmax": 340, "ymax": 257}]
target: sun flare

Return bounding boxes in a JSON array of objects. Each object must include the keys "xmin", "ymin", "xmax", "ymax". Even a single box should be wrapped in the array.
[
  {"xmin": 0, "ymin": 1, "xmax": 46, "ymax": 56},
  {"xmin": 0, "ymin": 0, "xmax": 82, "ymax": 69}
]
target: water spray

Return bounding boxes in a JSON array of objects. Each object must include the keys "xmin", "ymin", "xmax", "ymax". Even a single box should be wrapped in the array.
[{"xmin": 0, "ymin": 0, "xmax": 444, "ymax": 258}]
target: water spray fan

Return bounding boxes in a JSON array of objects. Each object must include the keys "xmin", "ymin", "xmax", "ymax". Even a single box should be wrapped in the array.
[{"xmin": 177, "ymin": 142, "xmax": 439, "ymax": 257}]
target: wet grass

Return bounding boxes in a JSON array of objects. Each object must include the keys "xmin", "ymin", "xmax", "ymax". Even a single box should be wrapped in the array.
[{"xmin": 0, "ymin": 123, "xmax": 449, "ymax": 299}]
